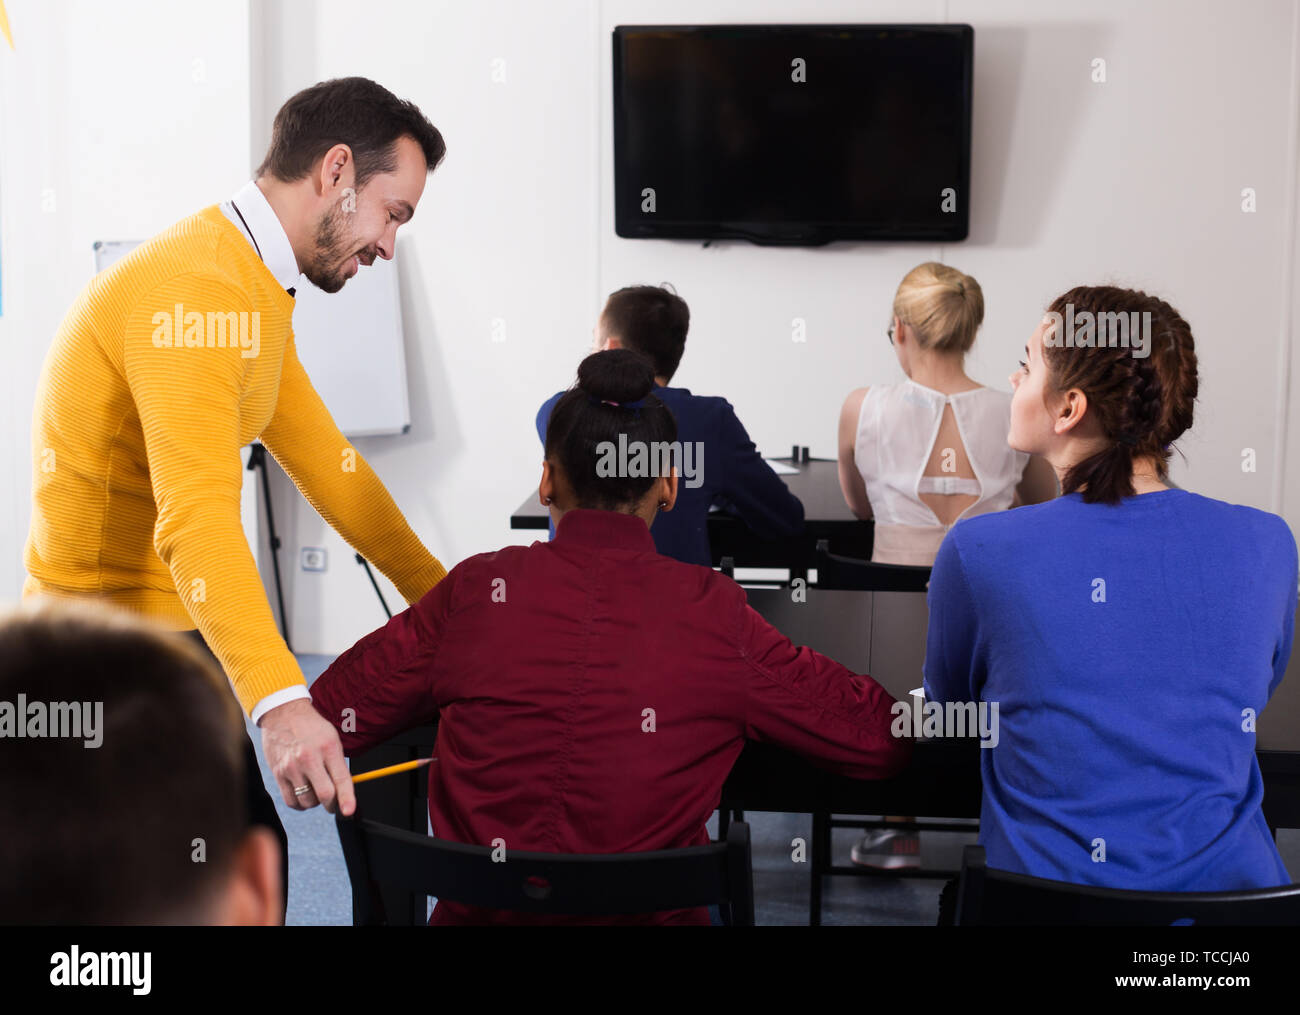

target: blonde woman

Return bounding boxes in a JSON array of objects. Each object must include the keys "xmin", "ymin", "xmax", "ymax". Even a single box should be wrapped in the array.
[{"xmin": 836, "ymin": 262, "xmax": 1056, "ymax": 868}]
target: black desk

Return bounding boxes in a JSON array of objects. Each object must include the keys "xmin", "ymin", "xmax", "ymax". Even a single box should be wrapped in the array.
[
  {"xmin": 509, "ymin": 457, "xmax": 874, "ymax": 566},
  {"xmin": 722, "ymin": 589, "xmax": 1300, "ymax": 822},
  {"xmin": 348, "ymin": 589, "xmax": 1300, "ymax": 925},
  {"xmin": 738, "ymin": 589, "xmax": 1300, "ymax": 755},
  {"xmin": 719, "ymin": 590, "xmax": 1300, "ymax": 921}
]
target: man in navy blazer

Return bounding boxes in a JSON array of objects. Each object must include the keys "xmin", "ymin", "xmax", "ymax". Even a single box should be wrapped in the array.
[{"xmin": 536, "ymin": 285, "xmax": 804, "ymax": 566}]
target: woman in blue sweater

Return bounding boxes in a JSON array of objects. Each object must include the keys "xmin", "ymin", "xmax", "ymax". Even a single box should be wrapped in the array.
[{"xmin": 924, "ymin": 285, "xmax": 1296, "ymax": 908}]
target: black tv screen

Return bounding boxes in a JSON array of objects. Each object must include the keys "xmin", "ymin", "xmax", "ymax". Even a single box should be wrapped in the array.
[{"xmin": 613, "ymin": 24, "xmax": 974, "ymax": 245}]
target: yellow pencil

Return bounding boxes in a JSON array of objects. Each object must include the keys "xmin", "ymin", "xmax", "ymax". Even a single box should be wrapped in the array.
[{"xmin": 351, "ymin": 757, "xmax": 432, "ymax": 784}]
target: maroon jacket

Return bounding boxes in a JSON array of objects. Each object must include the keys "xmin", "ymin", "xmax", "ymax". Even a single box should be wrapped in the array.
[{"xmin": 310, "ymin": 508, "xmax": 910, "ymax": 924}]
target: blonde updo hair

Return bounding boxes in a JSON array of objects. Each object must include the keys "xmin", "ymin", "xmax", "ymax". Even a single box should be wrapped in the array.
[{"xmin": 891, "ymin": 262, "xmax": 984, "ymax": 356}]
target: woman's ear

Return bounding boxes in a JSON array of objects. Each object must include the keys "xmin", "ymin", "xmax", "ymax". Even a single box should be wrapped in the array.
[
  {"xmin": 1055, "ymin": 388, "xmax": 1090, "ymax": 436},
  {"xmin": 892, "ymin": 316, "xmax": 910, "ymax": 373},
  {"xmin": 660, "ymin": 471, "xmax": 679, "ymax": 512},
  {"xmin": 539, "ymin": 460, "xmax": 556, "ymax": 506}
]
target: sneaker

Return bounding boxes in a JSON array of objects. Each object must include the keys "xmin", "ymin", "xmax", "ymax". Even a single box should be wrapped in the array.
[{"xmin": 850, "ymin": 829, "xmax": 921, "ymax": 869}]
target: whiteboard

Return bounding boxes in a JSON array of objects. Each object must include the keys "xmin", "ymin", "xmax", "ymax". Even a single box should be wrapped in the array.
[
  {"xmin": 92, "ymin": 240, "xmax": 411, "ymax": 437},
  {"xmin": 92, "ymin": 240, "xmax": 140, "ymax": 273},
  {"xmin": 291, "ymin": 256, "xmax": 410, "ymax": 437}
]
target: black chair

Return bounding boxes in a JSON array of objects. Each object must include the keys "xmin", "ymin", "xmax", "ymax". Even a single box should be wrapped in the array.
[
  {"xmin": 955, "ymin": 845, "xmax": 1300, "ymax": 925},
  {"xmin": 814, "ymin": 539, "xmax": 930, "ymax": 592},
  {"xmin": 336, "ymin": 808, "xmax": 755, "ymax": 926}
]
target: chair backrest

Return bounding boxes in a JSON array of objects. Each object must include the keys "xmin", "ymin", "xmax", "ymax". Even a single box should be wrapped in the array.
[
  {"xmin": 336, "ymin": 810, "xmax": 755, "ymax": 926},
  {"xmin": 814, "ymin": 539, "xmax": 931, "ymax": 592},
  {"xmin": 955, "ymin": 845, "xmax": 1300, "ymax": 926}
]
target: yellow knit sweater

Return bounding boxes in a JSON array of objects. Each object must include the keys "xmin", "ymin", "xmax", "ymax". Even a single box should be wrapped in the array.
[{"xmin": 24, "ymin": 205, "xmax": 447, "ymax": 715}]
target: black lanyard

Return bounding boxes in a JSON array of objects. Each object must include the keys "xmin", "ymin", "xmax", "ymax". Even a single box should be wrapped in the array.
[
  {"xmin": 232, "ymin": 198, "xmax": 295, "ymax": 296},
  {"xmin": 230, "ymin": 200, "xmax": 263, "ymax": 262}
]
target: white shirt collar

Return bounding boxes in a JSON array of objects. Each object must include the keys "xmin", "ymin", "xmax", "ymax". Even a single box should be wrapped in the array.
[{"xmin": 220, "ymin": 180, "xmax": 303, "ymax": 293}]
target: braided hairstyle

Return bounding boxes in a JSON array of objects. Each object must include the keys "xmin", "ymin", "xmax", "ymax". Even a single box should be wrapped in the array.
[
  {"xmin": 1042, "ymin": 286, "xmax": 1198, "ymax": 505},
  {"xmin": 544, "ymin": 348, "xmax": 678, "ymax": 511}
]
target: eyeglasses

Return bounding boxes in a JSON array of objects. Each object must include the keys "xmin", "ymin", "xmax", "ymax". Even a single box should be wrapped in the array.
[{"xmin": 887, "ymin": 325, "xmax": 895, "ymax": 346}]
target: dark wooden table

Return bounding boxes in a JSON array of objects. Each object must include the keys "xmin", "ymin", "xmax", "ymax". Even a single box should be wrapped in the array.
[{"xmin": 510, "ymin": 456, "xmax": 875, "ymax": 566}]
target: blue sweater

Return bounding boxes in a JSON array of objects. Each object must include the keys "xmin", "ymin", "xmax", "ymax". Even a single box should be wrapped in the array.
[
  {"xmin": 536, "ymin": 386, "xmax": 804, "ymax": 566},
  {"xmin": 924, "ymin": 489, "xmax": 1297, "ymax": 891}
]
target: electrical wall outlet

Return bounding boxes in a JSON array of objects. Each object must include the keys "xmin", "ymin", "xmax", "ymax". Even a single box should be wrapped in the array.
[{"xmin": 301, "ymin": 547, "xmax": 328, "ymax": 572}]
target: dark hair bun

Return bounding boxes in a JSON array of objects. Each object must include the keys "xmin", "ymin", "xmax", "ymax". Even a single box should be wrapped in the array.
[
  {"xmin": 543, "ymin": 348, "xmax": 678, "ymax": 511},
  {"xmin": 576, "ymin": 348, "xmax": 655, "ymax": 405}
]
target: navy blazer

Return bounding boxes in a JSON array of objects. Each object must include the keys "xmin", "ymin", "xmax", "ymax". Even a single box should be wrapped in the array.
[{"xmin": 536, "ymin": 386, "xmax": 805, "ymax": 565}]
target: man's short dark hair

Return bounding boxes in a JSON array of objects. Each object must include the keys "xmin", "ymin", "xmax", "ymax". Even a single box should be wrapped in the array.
[
  {"xmin": 0, "ymin": 601, "xmax": 248, "ymax": 924},
  {"xmin": 601, "ymin": 285, "xmax": 690, "ymax": 382},
  {"xmin": 257, "ymin": 76, "xmax": 446, "ymax": 191}
]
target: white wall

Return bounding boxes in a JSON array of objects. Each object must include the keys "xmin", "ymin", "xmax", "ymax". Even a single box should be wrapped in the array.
[
  {"xmin": 0, "ymin": 0, "xmax": 256, "ymax": 609},
  {"xmin": 251, "ymin": 0, "xmax": 601, "ymax": 645},
  {"xmin": 270, "ymin": 0, "xmax": 1300, "ymax": 653},
  {"xmin": 4, "ymin": 0, "xmax": 1298, "ymax": 653},
  {"xmin": 594, "ymin": 0, "xmax": 1300, "ymax": 501}
]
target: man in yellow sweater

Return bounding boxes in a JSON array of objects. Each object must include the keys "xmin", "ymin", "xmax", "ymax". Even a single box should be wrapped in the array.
[{"xmin": 24, "ymin": 78, "xmax": 448, "ymax": 916}]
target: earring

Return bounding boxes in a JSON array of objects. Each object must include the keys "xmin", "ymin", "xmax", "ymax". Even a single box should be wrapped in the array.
[
  {"xmin": 658, "ymin": 500, "xmax": 668, "ymax": 509},
  {"xmin": 544, "ymin": 497, "xmax": 553, "ymax": 505}
]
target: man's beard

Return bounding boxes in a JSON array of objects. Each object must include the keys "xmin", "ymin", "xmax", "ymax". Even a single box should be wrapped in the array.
[{"xmin": 304, "ymin": 200, "xmax": 360, "ymax": 294}]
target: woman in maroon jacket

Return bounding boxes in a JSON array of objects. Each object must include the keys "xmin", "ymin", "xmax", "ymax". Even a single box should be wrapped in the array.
[{"xmin": 310, "ymin": 349, "xmax": 911, "ymax": 924}]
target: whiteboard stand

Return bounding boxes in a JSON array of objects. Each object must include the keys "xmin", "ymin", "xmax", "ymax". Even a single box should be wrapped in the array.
[{"xmin": 246, "ymin": 443, "xmax": 292, "ymax": 650}]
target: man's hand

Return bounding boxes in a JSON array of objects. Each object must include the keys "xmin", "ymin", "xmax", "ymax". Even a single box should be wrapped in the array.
[{"xmin": 259, "ymin": 698, "xmax": 356, "ymax": 816}]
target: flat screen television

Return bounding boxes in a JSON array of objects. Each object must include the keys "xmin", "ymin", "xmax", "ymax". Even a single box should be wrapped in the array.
[{"xmin": 613, "ymin": 24, "xmax": 974, "ymax": 245}]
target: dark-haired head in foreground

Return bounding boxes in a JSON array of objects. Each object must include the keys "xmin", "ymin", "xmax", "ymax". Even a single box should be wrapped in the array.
[
  {"xmin": 541, "ymin": 348, "xmax": 680, "ymax": 525},
  {"xmin": 0, "ymin": 600, "xmax": 281, "ymax": 925},
  {"xmin": 1008, "ymin": 285, "xmax": 1198, "ymax": 505}
]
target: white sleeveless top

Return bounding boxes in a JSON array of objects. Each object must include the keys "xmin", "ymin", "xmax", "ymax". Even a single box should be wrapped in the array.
[{"xmin": 855, "ymin": 379, "xmax": 1029, "ymax": 566}]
